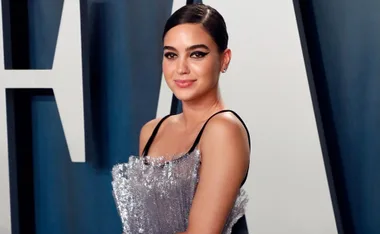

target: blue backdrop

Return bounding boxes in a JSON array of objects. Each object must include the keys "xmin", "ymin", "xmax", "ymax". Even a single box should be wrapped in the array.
[
  {"xmin": 3, "ymin": 0, "xmax": 380, "ymax": 233},
  {"xmin": 297, "ymin": 0, "xmax": 380, "ymax": 233},
  {"xmin": 28, "ymin": 0, "xmax": 173, "ymax": 233}
]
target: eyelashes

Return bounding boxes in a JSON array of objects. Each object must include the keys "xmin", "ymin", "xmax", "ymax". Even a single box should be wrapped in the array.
[
  {"xmin": 190, "ymin": 51, "xmax": 209, "ymax": 58},
  {"xmin": 164, "ymin": 52, "xmax": 176, "ymax": 59},
  {"xmin": 164, "ymin": 51, "xmax": 210, "ymax": 60}
]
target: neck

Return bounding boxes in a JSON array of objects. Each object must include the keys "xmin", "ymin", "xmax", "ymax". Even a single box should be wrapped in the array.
[{"xmin": 180, "ymin": 87, "xmax": 225, "ymax": 129}]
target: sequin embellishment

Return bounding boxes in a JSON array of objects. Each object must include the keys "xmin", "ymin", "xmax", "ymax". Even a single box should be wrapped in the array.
[{"xmin": 111, "ymin": 149, "xmax": 248, "ymax": 234}]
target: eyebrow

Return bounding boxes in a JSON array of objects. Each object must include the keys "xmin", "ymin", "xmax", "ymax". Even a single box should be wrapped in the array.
[{"xmin": 163, "ymin": 44, "xmax": 210, "ymax": 51}]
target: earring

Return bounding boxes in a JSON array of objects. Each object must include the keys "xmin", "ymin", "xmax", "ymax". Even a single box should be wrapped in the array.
[{"xmin": 222, "ymin": 68, "xmax": 227, "ymax": 73}]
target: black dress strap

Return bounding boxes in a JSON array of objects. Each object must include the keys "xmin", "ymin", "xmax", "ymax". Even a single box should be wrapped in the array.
[
  {"xmin": 141, "ymin": 114, "xmax": 172, "ymax": 156},
  {"xmin": 187, "ymin": 109, "xmax": 251, "ymax": 154}
]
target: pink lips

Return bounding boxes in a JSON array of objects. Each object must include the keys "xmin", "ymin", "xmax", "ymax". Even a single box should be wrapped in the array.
[{"xmin": 174, "ymin": 79, "xmax": 196, "ymax": 88}]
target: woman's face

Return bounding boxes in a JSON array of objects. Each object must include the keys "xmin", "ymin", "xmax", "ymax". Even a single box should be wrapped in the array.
[{"xmin": 162, "ymin": 23, "xmax": 230, "ymax": 102}]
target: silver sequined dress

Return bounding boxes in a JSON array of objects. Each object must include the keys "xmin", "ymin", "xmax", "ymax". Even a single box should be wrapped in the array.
[{"xmin": 111, "ymin": 149, "xmax": 248, "ymax": 234}]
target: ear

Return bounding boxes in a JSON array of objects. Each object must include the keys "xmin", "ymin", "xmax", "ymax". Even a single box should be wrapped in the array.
[{"xmin": 220, "ymin": 48, "xmax": 231, "ymax": 73}]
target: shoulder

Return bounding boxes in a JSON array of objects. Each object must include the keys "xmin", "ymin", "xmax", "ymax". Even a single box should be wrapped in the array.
[
  {"xmin": 201, "ymin": 112, "xmax": 250, "ymax": 149},
  {"xmin": 138, "ymin": 114, "xmax": 181, "ymax": 155},
  {"xmin": 138, "ymin": 117, "xmax": 165, "ymax": 155},
  {"xmin": 199, "ymin": 111, "xmax": 250, "ymax": 165},
  {"xmin": 140, "ymin": 113, "xmax": 180, "ymax": 136},
  {"xmin": 140, "ymin": 118, "xmax": 161, "ymax": 138}
]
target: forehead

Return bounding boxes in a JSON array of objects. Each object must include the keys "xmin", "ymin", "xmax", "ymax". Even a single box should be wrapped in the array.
[{"xmin": 163, "ymin": 23, "xmax": 215, "ymax": 48}]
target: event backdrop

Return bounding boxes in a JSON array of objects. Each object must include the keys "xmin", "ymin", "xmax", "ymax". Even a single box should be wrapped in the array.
[
  {"xmin": 295, "ymin": 0, "xmax": 380, "ymax": 234},
  {"xmin": 1, "ymin": 0, "xmax": 378, "ymax": 234}
]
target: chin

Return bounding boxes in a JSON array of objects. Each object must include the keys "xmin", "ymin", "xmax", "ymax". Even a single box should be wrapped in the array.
[
  {"xmin": 173, "ymin": 90, "xmax": 199, "ymax": 102},
  {"xmin": 173, "ymin": 93, "xmax": 194, "ymax": 102}
]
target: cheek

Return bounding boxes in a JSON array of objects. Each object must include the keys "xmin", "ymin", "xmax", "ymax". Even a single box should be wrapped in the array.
[
  {"xmin": 162, "ymin": 61, "xmax": 175, "ymax": 78},
  {"xmin": 190, "ymin": 59, "xmax": 220, "ymax": 79},
  {"xmin": 190, "ymin": 61, "xmax": 210, "ymax": 75}
]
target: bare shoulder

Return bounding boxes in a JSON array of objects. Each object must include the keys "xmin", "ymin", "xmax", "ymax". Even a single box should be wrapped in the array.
[
  {"xmin": 201, "ymin": 112, "xmax": 250, "ymax": 151},
  {"xmin": 138, "ymin": 117, "xmax": 163, "ymax": 155},
  {"xmin": 139, "ymin": 114, "xmax": 182, "ymax": 155},
  {"xmin": 199, "ymin": 111, "xmax": 250, "ymax": 168}
]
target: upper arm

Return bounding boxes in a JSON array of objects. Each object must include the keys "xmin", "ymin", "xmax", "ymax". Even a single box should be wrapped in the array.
[
  {"xmin": 139, "ymin": 118, "xmax": 161, "ymax": 156},
  {"xmin": 186, "ymin": 113, "xmax": 250, "ymax": 234}
]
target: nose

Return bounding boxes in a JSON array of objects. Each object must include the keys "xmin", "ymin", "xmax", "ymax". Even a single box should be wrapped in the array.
[{"xmin": 176, "ymin": 57, "xmax": 189, "ymax": 75}]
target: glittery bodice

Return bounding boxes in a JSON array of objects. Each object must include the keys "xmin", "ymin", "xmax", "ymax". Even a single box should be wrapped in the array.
[{"xmin": 111, "ymin": 149, "xmax": 248, "ymax": 234}]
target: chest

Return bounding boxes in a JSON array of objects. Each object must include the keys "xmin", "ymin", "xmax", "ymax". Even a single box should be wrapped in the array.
[{"xmin": 147, "ymin": 126, "xmax": 202, "ymax": 158}]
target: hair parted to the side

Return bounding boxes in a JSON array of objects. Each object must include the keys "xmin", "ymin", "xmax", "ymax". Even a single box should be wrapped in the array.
[{"xmin": 162, "ymin": 3, "xmax": 229, "ymax": 52}]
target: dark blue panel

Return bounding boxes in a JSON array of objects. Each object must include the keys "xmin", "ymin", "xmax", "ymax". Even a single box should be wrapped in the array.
[
  {"xmin": 32, "ymin": 96, "xmax": 72, "ymax": 234},
  {"xmin": 297, "ymin": 0, "xmax": 380, "ymax": 233},
  {"xmin": 28, "ymin": 0, "xmax": 173, "ymax": 233},
  {"xmin": 27, "ymin": 0, "xmax": 63, "ymax": 69},
  {"xmin": 32, "ymin": 95, "xmax": 117, "ymax": 234}
]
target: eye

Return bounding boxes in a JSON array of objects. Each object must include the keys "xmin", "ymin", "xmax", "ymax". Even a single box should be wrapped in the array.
[
  {"xmin": 164, "ymin": 52, "xmax": 177, "ymax": 60},
  {"xmin": 190, "ymin": 51, "xmax": 209, "ymax": 59}
]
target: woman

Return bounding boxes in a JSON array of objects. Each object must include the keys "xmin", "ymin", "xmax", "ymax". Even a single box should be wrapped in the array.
[{"xmin": 112, "ymin": 3, "xmax": 251, "ymax": 234}]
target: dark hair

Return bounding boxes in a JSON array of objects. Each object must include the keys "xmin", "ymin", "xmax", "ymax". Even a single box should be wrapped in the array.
[{"xmin": 162, "ymin": 4, "xmax": 228, "ymax": 52}]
